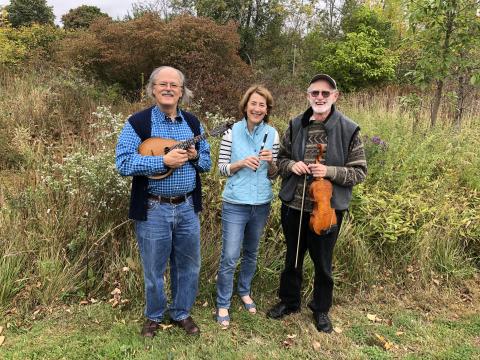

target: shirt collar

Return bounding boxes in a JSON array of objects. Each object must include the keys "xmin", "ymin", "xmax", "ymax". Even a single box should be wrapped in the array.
[
  {"xmin": 308, "ymin": 105, "xmax": 335, "ymax": 125},
  {"xmin": 153, "ymin": 106, "xmax": 184, "ymax": 123}
]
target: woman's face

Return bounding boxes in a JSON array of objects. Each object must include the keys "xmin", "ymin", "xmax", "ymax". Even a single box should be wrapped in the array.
[{"xmin": 245, "ymin": 92, "xmax": 268, "ymax": 126}]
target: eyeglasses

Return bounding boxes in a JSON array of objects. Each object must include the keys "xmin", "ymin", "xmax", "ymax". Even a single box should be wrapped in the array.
[
  {"xmin": 308, "ymin": 90, "xmax": 336, "ymax": 98},
  {"xmin": 154, "ymin": 82, "xmax": 182, "ymax": 89}
]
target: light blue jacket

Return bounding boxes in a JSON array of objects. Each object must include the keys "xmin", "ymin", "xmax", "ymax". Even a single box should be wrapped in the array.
[{"xmin": 222, "ymin": 119, "xmax": 277, "ymax": 205}]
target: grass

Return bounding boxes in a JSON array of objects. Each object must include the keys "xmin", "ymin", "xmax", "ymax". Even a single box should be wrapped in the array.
[{"xmin": 1, "ymin": 279, "xmax": 479, "ymax": 359}]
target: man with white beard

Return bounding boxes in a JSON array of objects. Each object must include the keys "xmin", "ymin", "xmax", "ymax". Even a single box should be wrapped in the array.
[{"xmin": 267, "ymin": 74, "xmax": 367, "ymax": 333}]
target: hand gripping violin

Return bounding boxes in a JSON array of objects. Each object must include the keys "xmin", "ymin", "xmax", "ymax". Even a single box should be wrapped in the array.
[{"xmin": 309, "ymin": 144, "xmax": 337, "ymax": 235}]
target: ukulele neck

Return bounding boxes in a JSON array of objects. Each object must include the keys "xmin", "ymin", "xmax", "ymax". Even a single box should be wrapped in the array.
[{"xmin": 171, "ymin": 133, "xmax": 207, "ymax": 151}]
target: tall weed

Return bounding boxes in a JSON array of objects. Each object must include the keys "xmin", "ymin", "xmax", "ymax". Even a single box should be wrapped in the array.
[{"xmin": 0, "ymin": 68, "xmax": 478, "ymax": 311}]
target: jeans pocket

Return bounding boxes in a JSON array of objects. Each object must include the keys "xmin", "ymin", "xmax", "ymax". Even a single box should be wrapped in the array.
[{"xmin": 186, "ymin": 195, "xmax": 194, "ymax": 208}]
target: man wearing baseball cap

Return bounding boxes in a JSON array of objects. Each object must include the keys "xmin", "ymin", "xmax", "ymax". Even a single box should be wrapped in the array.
[{"xmin": 267, "ymin": 74, "xmax": 367, "ymax": 332}]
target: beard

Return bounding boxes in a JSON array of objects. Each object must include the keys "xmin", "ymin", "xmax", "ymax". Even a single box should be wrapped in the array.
[{"xmin": 311, "ymin": 102, "xmax": 332, "ymax": 115}]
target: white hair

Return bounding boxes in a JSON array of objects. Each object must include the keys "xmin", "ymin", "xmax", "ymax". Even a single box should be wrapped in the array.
[{"xmin": 146, "ymin": 66, "xmax": 193, "ymax": 104}]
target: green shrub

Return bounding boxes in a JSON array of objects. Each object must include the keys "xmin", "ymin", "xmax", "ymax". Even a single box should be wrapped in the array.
[
  {"xmin": 310, "ymin": 28, "xmax": 399, "ymax": 92},
  {"xmin": 0, "ymin": 24, "xmax": 63, "ymax": 67}
]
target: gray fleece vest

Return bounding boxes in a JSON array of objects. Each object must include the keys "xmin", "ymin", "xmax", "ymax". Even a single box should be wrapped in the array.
[{"xmin": 278, "ymin": 106, "xmax": 359, "ymax": 211}]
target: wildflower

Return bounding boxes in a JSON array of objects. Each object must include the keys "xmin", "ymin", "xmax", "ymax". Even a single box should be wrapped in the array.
[{"xmin": 371, "ymin": 136, "xmax": 388, "ymax": 150}]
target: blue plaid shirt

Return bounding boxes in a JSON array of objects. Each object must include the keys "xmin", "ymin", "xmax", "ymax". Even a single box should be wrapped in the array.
[{"xmin": 116, "ymin": 106, "xmax": 211, "ymax": 197}]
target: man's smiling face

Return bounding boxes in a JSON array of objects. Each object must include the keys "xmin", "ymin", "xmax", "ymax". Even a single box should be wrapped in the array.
[
  {"xmin": 307, "ymin": 80, "xmax": 339, "ymax": 116},
  {"xmin": 152, "ymin": 68, "xmax": 183, "ymax": 109}
]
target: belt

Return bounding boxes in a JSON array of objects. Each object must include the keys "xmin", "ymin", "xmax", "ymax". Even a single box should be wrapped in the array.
[{"xmin": 148, "ymin": 192, "xmax": 192, "ymax": 204}]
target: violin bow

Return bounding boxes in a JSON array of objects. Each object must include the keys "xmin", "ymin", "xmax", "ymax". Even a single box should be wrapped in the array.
[{"xmin": 295, "ymin": 173, "xmax": 308, "ymax": 268}]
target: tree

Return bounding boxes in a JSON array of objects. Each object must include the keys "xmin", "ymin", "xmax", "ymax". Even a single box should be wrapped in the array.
[
  {"xmin": 6, "ymin": 0, "xmax": 54, "ymax": 27},
  {"xmin": 56, "ymin": 14, "xmax": 253, "ymax": 116},
  {"xmin": 304, "ymin": 4, "xmax": 399, "ymax": 91},
  {"xmin": 130, "ymin": 0, "xmax": 175, "ymax": 19},
  {"xmin": 61, "ymin": 5, "xmax": 110, "ymax": 30},
  {"xmin": 308, "ymin": 27, "xmax": 398, "ymax": 91},
  {"xmin": 341, "ymin": 4, "xmax": 396, "ymax": 47},
  {"xmin": 128, "ymin": 0, "xmax": 195, "ymax": 19},
  {"xmin": 406, "ymin": 0, "xmax": 480, "ymax": 127},
  {"xmin": 0, "ymin": 6, "xmax": 9, "ymax": 27},
  {"xmin": 193, "ymin": 0, "xmax": 286, "ymax": 65}
]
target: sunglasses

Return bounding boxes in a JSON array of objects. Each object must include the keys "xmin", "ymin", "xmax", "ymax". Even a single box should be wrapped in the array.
[{"xmin": 308, "ymin": 90, "xmax": 336, "ymax": 98}]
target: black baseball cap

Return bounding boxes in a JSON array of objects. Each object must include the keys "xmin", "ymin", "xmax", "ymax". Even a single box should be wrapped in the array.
[{"xmin": 309, "ymin": 74, "xmax": 337, "ymax": 89}]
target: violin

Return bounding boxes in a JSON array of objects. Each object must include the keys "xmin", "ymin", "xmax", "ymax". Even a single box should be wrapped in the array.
[{"xmin": 309, "ymin": 144, "xmax": 337, "ymax": 235}]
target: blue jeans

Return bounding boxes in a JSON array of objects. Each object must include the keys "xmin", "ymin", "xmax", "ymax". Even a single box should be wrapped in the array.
[
  {"xmin": 135, "ymin": 196, "xmax": 200, "ymax": 322},
  {"xmin": 216, "ymin": 201, "xmax": 271, "ymax": 309}
]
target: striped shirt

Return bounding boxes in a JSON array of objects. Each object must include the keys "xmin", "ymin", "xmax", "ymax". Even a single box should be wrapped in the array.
[{"xmin": 115, "ymin": 106, "xmax": 211, "ymax": 197}]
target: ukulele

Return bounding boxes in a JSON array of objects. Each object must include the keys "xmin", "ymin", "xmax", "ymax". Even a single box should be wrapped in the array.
[{"xmin": 138, "ymin": 120, "xmax": 234, "ymax": 179}]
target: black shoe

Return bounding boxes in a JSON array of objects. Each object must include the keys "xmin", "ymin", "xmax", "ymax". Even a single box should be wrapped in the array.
[
  {"xmin": 266, "ymin": 302, "xmax": 299, "ymax": 319},
  {"xmin": 171, "ymin": 316, "xmax": 200, "ymax": 335},
  {"xmin": 313, "ymin": 312, "xmax": 333, "ymax": 333},
  {"xmin": 141, "ymin": 319, "xmax": 161, "ymax": 338}
]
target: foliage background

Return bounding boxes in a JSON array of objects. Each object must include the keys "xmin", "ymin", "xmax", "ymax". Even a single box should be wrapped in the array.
[{"xmin": 0, "ymin": 0, "xmax": 478, "ymax": 329}]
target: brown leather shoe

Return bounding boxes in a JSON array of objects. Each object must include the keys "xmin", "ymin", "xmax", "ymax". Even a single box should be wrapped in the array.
[
  {"xmin": 141, "ymin": 319, "xmax": 161, "ymax": 338},
  {"xmin": 171, "ymin": 316, "xmax": 200, "ymax": 335}
]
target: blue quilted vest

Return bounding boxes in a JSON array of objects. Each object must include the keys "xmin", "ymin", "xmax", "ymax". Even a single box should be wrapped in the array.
[{"xmin": 222, "ymin": 119, "xmax": 276, "ymax": 205}]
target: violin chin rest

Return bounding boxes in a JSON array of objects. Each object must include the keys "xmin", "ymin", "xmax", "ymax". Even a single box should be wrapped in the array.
[
  {"xmin": 324, "ymin": 224, "xmax": 338, "ymax": 235},
  {"xmin": 311, "ymin": 224, "xmax": 338, "ymax": 236}
]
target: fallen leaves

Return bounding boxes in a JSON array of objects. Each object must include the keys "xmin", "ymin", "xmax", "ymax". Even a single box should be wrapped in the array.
[
  {"xmin": 282, "ymin": 334, "xmax": 297, "ymax": 348},
  {"xmin": 312, "ymin": 340, "xmax": 321, "ymax": 351},
  {"xmin": 460, "ymin": 286, "xmax": 473, "ymax": 302},
  {"xmin": 4, "ymin": 308, "xmax": 17, "ymax": 316},
  {"xmin": 366, "ymin": 313, "xmax": 394, "ymax": 326},
  {"xmin": 333, "ymin": 326, "xmax": 343, "ymax": 334},
  {"xmin": 79, "ymin": 298, "xmax": 99, "ymax": 306},
  {"xmin": 108, "ymin": 287, "xmax": 129, "ymax": 307},
  {"xmin": 374, "ymin": 333, "xmax": 395, "ymax": 351},
  {"xmin": 365, "ymin": 312, "xmax": 401, "ymax": 352},
  {"xmin": 32, "ymin": 307, "xmax": 43, "ymax": 320},
  {"xmin": 111, "ymin": 287, "xmax": 121, "ymax": 296},
  {"xmin": 0, "ymin": 335, "xmax": 4, "ymax": 346}
]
